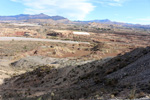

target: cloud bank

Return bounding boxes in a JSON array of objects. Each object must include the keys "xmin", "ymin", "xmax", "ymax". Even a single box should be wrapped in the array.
[{"xmin": 11, "ymin": 0, "xmax": 95, "ymax": 20}]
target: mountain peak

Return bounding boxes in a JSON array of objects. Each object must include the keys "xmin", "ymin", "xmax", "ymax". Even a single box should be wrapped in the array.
[
  {"xmin": 37, "ymin": 13, "xmax": 48, "ymax": 16},
  {"xmin": 39, "ymin": 13, "xmax": 45, "ymax": 15}
]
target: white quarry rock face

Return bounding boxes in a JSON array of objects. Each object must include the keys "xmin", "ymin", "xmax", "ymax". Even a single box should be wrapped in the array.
[{"xmin": 73, "ymin": 32, "xmax": 90, "ymax": 35}]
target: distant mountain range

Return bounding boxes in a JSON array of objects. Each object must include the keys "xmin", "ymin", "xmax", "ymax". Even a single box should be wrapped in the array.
[
  {"xmin": 76, "ymin": 19, "xmax": 150, "ymax": 29},
  {"xmin": 0, "ymin": 14, "xmax": 149, "ymax": 28},
  {"xmin": 0, "ymin": 13, "xmax": 66, "ymax": 21},
  {"xmin": 75, "ymin": 19, "xmax": 111, "ymax": 23}
]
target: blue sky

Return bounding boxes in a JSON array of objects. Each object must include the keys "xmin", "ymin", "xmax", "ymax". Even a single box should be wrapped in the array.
[{"xmin": 0, "ymin": 0, "xmax": 150, "ymax": 24}]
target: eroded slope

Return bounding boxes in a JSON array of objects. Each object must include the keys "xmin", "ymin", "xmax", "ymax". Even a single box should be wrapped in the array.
[{"xmin": 1, "ymin": 47, "xmax": 150, "ymax": 100}]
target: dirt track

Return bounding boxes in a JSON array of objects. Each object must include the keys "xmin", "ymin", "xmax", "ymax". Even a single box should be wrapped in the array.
[{"xmin": 0, "ymin": 37, "xmax": 89, "ymax": 44}]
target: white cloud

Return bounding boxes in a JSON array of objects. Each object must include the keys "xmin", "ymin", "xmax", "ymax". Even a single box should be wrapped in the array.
[
  {"xmin": 93, "ymin": 0, "xmax": 127, "ymax": 6},
  {"xmin": 138, "ymin": 17, "xmax": 150, "ymax": 21},
  {"xmin": 11, "ymin": 0, "xmax": 95, "ymax": 20},
  {"xmin": 136, "ymin": 17, "xmax": 150, "ymax": 25},
  {"xmin": 108, "ymin": 3, "xmax": 122, "ymax": 6}
]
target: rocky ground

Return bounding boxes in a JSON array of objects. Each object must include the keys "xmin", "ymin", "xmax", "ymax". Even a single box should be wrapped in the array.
[
  {"xmin": 0, "ymin": 47, "xmax": 150, "ymax": 100},
  {"xmin": 0, "ymin": 23, "xmax": 150, "ymax": 100}
]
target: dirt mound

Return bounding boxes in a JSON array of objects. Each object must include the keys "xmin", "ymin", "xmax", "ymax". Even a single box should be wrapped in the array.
[
  {"xmin": 10, "ymin": 56, "xmax": 94, "ymax": 70},
  {"xmin": 10, "ymin": 56, "xmax": 69, "ymax": 69},
  {"xmin": 1, "ymin": 47, "xmax": 150, "ymax": 100}
]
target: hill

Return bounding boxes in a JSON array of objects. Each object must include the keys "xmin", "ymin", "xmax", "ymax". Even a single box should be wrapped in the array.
[{"xmin": 1, "ymin": 46, "xmax": 150, "ymax": 100}]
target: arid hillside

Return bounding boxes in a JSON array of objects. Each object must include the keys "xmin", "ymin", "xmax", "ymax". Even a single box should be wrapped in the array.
[{"xmin": 0, "ymin": 47, "xmax": 150, "ymax": 100}]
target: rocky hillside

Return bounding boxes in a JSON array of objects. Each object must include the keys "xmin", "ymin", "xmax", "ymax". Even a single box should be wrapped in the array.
[
  {"xmin": 0, "ymin": 13, "xmax": 67, "ymax": 21},
  {"xmin": 0, "ymin": 47, "xmax": 150, "ymax": 100}
]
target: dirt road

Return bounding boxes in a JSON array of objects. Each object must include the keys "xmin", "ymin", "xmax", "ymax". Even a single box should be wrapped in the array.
[{"xmin": 0, "ymin": 37, "xmax": 89, "ymax": 44}]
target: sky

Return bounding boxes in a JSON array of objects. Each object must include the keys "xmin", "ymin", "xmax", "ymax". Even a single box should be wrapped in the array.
[{"xmin": 0, "ymin": 0, "xmax": 150, "ymax": 25}]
